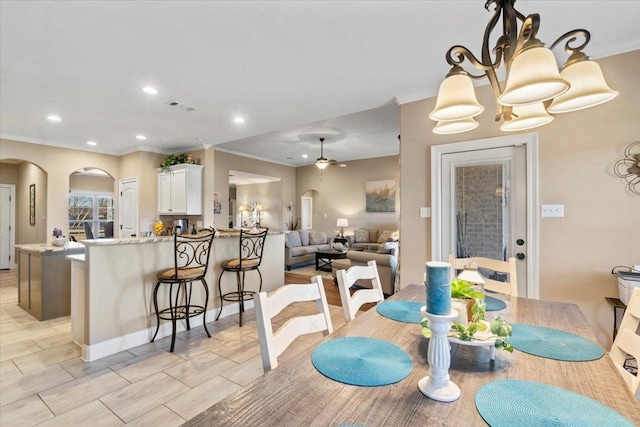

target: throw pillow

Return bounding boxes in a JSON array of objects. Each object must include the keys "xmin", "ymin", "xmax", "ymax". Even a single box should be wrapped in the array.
[
  {"xmin": 299, "ymin": 230, "xmax": 310, "ymax": 246},
  {"xmin": 309, "ymin": 231, "xmax": 327, "ymax": 245},
  {"xmin": 377, "ymin": 241, "xmax": 396, "ymax": 254},
  {"xmin": 377, "ymin": 230, "xmax": 395, "ymax": 243},
  {"xmin": 354, "ymin": 228, "xmax": 370, "ymax": 243},
  {"xmin": 287, "ymin": 231, "xmax": 302, "ymax": 248}
]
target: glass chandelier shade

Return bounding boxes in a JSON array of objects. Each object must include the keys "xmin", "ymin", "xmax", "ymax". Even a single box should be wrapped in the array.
[
  {"xmin": 547, "ymin": 59, "xmax": 619, "ymax": 113},
  {"xmin": 429, "ymin": 73, "xmax": 485, "ymax": 121},
  {"xmin": 497, "ymin": 46, "xmax": 570, "ymax": 107},
  {"xmin": 500, "ymin": 103, "xmax": 554, "ymax": 132},
  {"xmin": 433, "ymin": 117, "xmax": 479, "ymax": 135}
]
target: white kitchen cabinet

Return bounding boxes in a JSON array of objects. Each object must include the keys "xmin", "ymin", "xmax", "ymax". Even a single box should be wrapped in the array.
[{"xmin": 157, "ymin": 164, "xmax": 203, "ymax": 215}]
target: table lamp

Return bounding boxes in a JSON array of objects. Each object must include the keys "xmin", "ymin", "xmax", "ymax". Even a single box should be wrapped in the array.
[
  {"xmin": 336, "ymin": 218, "xmax": 348, "ymax": 237},
  {"xmin": 457, "ymin": 262, "xmax": 486, "ymax": 301}
]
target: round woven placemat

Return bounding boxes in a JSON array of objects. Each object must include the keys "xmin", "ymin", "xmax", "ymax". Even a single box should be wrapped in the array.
[
  {"xmin": 509, "ymin": 323, "xmax": 604, "ymax": 361},
  {"xmin": 484, "ymin": 295, "xmax": 507, "ymax": 311},
  {"xmin": 376, "ymin": 300, "xmax": 424, "ymax": 323}
]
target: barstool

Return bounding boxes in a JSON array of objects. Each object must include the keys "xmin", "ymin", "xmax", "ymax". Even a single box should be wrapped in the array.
[
  {"xmin": 215, "ymin": 227, "xmax": 268, "ymax": 326},
  {"xmin": 151, "ymin": 228, "xmax": 217, "ymax": 352}
]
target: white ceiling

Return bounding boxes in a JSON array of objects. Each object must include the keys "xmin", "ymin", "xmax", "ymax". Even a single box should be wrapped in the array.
[{"xmin": 1, "ymin": 1, "xmax": 638, "ymax": 167}]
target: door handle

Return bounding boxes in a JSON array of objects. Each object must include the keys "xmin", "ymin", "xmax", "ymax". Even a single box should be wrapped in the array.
[
  {"xmin": 516, "ymin": 252, "xmax": 525, "ymax": 260},
  {"xmin": 516, "ymin": 239, "xmax": 525, "ymax": 246}
]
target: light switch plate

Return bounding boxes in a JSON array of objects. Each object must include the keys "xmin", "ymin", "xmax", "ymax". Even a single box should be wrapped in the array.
[
  {"xmin": 541, "ymin": 204, "xmax": 564, "ymax": 217},
  {"xmin": 420, "ymin": 207, "xmax": 431, "ymax": 218}
]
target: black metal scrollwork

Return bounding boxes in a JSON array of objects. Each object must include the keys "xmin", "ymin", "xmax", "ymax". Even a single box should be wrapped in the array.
[{"xmin": 614, "ymin": 141, "xmax": 640, "ymax": 195}]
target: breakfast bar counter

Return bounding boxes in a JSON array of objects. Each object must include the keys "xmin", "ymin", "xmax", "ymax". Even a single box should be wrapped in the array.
[{"xmin": 69, "ymin": 231, "xmax": 284, "ymax": 361}]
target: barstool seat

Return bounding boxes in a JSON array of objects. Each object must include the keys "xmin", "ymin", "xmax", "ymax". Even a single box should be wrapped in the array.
[
  {"xmin": 216, "ymin": 227, "xmax": 268, "ymax": 326},
  {"xmin": 151, "ymin": 228, "xmax": 217, "ymax": 352}
]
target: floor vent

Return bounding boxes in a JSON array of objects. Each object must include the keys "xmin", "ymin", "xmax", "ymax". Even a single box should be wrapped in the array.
[{"xmin": 165, "ymin": 100, "xmax": 196, "ymax": 112}]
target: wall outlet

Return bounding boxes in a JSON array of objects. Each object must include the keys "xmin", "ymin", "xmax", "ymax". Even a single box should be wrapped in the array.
[{"xmin": 541, "ymin": 204, "xmax": 564, "ymax": 217}]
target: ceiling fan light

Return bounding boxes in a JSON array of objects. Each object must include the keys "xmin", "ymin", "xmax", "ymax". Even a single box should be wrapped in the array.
[
  {"xmin": 316, "ymin": 159, "xmax": 329, "ymax": 170},
  {"xmin": 547, "ymin": 59, "xmax": 618, "ymax": 113},
  {"xmin": 433, "ymin": 117, "xmax": 479, "ymax": 135},
  {"xmin": 500, "ymin": 103, "xmax": 554, "ymax": 132},
  {"xmin": 429, "ymin": 73, "xmax": 484, "ymax": 122},
  {"xmin": 498, "ymin": 46, "xmax": 570, "ymax": 106}
]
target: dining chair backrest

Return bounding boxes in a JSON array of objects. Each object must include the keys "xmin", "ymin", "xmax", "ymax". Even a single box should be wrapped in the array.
[
  {"xmin": 610, "ymin": 287, "xmax": 640, "ymax": 395},
  {"xmin": 336, "ymin": 260, "xmax": 384, "ymax": 322},
  {"xmin": 254, "ymin": 275, "xmax": 333, "ymax": 372},
  {"xmin": 104, "ymin": 221, "xmax": 114, "ymax": 238},
  {"xmin": 83, "ymin": 222, "xmax": 94, "ymax": 240},
  {"xmin": 449, "ymin": 255, "xmax": 518, "ymax": 297},
  {"xmin": 168, "ymin": 228, "xmax": 217, "ymax": 280}
]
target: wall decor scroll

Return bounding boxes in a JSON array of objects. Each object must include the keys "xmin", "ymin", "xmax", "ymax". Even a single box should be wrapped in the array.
[
  {"xmin": 614, "ymin": 141, "xmax": 640, "ymax": 195},
  {"xmin": 29, "ymin": 183, "xmax": 36, "ymax": 225}
]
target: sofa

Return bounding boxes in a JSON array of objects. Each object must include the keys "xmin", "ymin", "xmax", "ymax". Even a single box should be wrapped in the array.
[
  {"xmin": 284, "ymin": 229, "xmax": 335, "ymax": 270},
  {"xmin": 347, "ymin": 228, "xmax": 399, "ymax": 252},
  {"xmin": 331, "ymin": 245, "xmax": 399, "ymax": 296}
]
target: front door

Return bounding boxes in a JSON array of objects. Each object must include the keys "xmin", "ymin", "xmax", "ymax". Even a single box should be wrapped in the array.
[
  {"xmin": 119, "ymin": 178, "xmax": 138, "ymax": 237},
  {"xmin": 0, "ymin": 185, "xmax": 15, "ymax": 269},
  {"xmin": 301, "ymin": 196, "xmax": 313, "ymax": 230},
  {"xmin": 432, "ymin": 134, "xmax": 539, "ymax": 299}
]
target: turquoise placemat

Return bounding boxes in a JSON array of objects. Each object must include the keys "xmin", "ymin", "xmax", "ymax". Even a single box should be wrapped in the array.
[
  {"xmin": 484, "ymin": 295, "xmax": 506, "ymax": 311},
  {"xmin": 510, "ymin": 323, "xmax": 604, "ymax": 361},
  {"xmin": 311, "ymin": 337, "xmax": 412, "ymax": 386},
  {"xmin": 476, "ymin": 380, "xmax": 635, "ymax": 427},
  {"xmin": 376, "ymin": 300, "xmax": 424, "ymax": 323}
]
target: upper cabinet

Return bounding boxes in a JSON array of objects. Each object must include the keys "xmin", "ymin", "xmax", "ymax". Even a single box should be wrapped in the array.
[{"xmin": 157, "ymin": 164, "xmax": 203, "ymax": 215}]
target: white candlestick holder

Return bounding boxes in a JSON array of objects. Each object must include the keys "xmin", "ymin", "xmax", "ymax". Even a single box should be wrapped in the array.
[{"xmin": 418, "ymin": 310, "xmax": 460, "ymax": 402}]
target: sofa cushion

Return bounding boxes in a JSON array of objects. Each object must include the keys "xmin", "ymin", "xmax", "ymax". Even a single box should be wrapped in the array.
[
  {"xmin": 377, "ymin": 241, "xmax": 397, "ymax": 254},
  {"xmin": 311, "ymin": 243, "xmax": 331, "ymax": 252},
  {"xmin": 291, "ymin": 247, "xmax": 308, "ymax": 257},
  {"xmin": 287, "ymin": 231, "xmax": 302, "ymax": 248},
  {"xmin": 377, "ymin": 230, "xmax": 397, "ymax": 243},
  {"xmin": 354, "ymin": 228, "xmax": 370, "ymax": 243},
  {"xmin": 309, "ymin": 231, "xmax": 327, "ymax": 245},
  {"xmin": 299, "ymin": 230, "xmax": 310, "ymax": 246},
  {"xmin": 304, "ymin": 246, "xmax": 319, "ymax": 254}
]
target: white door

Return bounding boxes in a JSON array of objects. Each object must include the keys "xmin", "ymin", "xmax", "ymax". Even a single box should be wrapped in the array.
[
  {"xmin": 301, "ymin": 196, "xmax": 313, "ymax": 230},
  {"xmin": 432, "ymin": 134, "xmax": 539, "ymax": 299},
  {"xmin": 119, "ymin": 178, "xmax": 138, "ymax": 237},
  {"xmin": 0, "ymin": 185, "xmax": 15, "ymax": 269}
]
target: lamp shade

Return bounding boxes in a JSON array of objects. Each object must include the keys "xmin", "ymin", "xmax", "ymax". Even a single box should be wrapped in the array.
[
  {"xmin": 336, "ymin": 218, "xmax": 349, "ymax": 227},
  {"xmin": 238, "ymin": 205, "xmax": 249, "ymax": 212},
  {"xmin": 316, "ymin": 159, "xmax": 329, "ymax": 170},
  {"xmin": 429, "ymin": 73, "xmax": 484, "ymax": 121},
  {"xmin": 547, "ymin": 59, "xmax": 618, "ymax": 114},
  {"xmin": 498, "ymin": 46, "xmax": 570, "ymax": 106},
  {"xmin": 433, "ymin": 117, "xmax": 479, "ymax": 135},
  {"xmin": 457, "ymin": 263, "xmax": 485, "ymax": 284},
  {"xmin": 500, "ymin": 102, "xmax": 554, "ymax": 132}
]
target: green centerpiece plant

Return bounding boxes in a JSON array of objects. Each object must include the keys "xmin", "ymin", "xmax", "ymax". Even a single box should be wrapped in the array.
[
  {"xmin": 159, "ymin": 153, "xmax": 199, "ymax": 171},
  {"xmin": 422, "ymin": 278, "xmax": 514, "ymax": 352}
]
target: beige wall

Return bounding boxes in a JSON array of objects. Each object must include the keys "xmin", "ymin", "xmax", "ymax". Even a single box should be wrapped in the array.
[
  {"xmin": 0, "ymin": 163, "xmax": 18, "ymax": 184},
  {"xmin": 236, "ymin": 181, "xmax": 283, "ymax": 230},
  {"xmin": 213, "ymin": 150, "xmax": 296, "ymax": 231},
  {"xmin": 16, "ymin": 162, "xmax": 47, "ymax": 244},
  {"xmin": 296, "ymin": 156, "xmax": 400, "ymax": 237},
  {"xmin": 399, "ymin": 50, "xmax": 640, "ymax": 346},
  {"xmin": 69, "ymin": 174, "xmax": 114, "ymax": 193}
]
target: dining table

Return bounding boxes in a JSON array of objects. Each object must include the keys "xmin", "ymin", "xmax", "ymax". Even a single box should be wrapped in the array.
[{"xmin": 184, "ymin": 284, "xmax": 640, "ymax": 426}]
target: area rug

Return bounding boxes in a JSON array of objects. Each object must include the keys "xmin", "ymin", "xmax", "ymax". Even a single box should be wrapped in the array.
[{"xmin": 287, "ymin": 263, "xmax": 334, "ymax": 280}]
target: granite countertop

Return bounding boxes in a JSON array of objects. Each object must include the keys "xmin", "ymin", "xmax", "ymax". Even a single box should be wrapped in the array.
[
  {"xmin": 15, "ymin": 242, "xmax": 85, "ymax": 253},
  {"xmin": 80, "ymin": 229, "xmax": 284, "ymax": 246}
]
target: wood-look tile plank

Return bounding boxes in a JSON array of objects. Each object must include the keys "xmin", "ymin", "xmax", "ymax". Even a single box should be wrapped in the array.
[
  {"xmin": 0, "ymin": 394, "xmax": 54, "ymax": 427},
  {"xmin": 165, "ymin": 376, "xmax": 241, "ymax": 421},
  {"xmin": 39, "ymin": 369, "xmax": 131, "ymax": 415},
  {"xmin": 0, "ymin": 364, "xmax": 74, "ymax": 406},
  {"xmin": 100, "ymin": 372, "xmax": 190, "ymax": 423},
  {"xmin": 219, "ymin": 354, "xmax": 264, "ymax": 386},
  {"xmin": 110, "ymin": 351, "xmax": 184, "ymax": 383},
  {"xmin": 0, "ymin": 326, "xmax": 59, "ymax": 347},
  {"xmin": 0, "ymin": 339, "xmax": 43, "ymax": 362},
  {"xmin": 210, "ymin": 336, "xmax": 260, "ymax": 364},
  {"xmin": 35, "ymin": 399, "xmax": 124, "ymax": 427},
  {"xmin": 123, "ymin": 405, "xmax": 185, "ymax": 427},
  {"xmin": 0, "ymin": 359, "xmax": 21, "ymax": 381},
  {"xmin": 60, "ymin": 351, "xmax": 136, "ymax": 379},
  {"xmin": 12, "ymin": 342, "xmax": 80, "ymax": 374},
  {"xmin": 163, "ymin": 351, "xmax": 238, "ymax": 388},
  {"xmin": 33, "ymin": 332, "xmax": 74, "ymax": 350}
]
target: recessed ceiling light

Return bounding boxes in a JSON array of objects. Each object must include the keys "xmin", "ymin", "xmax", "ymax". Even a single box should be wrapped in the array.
[
  {"xmin": 233, "ymin": 117, "xmax": 245, "ymax": 123},
  {"xmin": 196, "ymin": 137, "xmax": 207, "ymax": 141},
  {"xmin": 142, "ymin": 86, "xmax": 158, "ymax": 95},
  {"xmin": 86, "ymin": 141, "xmax": 97, "ymax": 146},
  {"xmin": 47, "ymin": 115, "xmax": 61, "ymax": 122},
  {"xmin": 136, "ymin": 135, "xmax": 146, "ymax": 140},
  {"xmin": 302, "ymin": 154, "xmax": 308, "ymax": 159}
]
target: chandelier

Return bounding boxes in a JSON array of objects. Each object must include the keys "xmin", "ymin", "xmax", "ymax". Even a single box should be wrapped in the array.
[{"xmin": 429, "ymin": 0, "xmax": 618, "ymax": 134}]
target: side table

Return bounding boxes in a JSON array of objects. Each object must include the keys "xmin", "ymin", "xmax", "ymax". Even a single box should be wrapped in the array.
[{"xmin": 605, "ymin": 297, "xmax": 627, "ymax": 340}]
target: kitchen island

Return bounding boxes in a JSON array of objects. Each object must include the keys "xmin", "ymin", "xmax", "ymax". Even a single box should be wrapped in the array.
[
  {"xmin": 15, "ymin": 242, "xmax": 85, "ymax": 320},
  {"xmin": 68, "ymin": 230, "xmax": 284, "ymax": 361}
]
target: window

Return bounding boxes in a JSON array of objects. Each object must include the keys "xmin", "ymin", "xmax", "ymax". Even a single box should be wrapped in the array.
[{"xmin": 68, "ymin": 192, "xmax": 115, "ymax": 239}]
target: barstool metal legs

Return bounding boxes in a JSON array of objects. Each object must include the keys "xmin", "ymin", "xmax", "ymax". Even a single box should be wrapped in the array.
[{"xmin": 215, "ymin": 268, "xmax": 262, "ymax": 327}]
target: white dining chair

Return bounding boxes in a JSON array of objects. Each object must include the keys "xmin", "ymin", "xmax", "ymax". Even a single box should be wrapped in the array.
[
  {"xmin": 449, "ymin": 255, "xmax": 518, "ymax": 297},
  {"xmin": 254, "ymin": 275, "xmax": 333, "ymax": 372},
  {"xmin": 336, "ymin": 260, "xmax": 384, "ymax": 322},
  {"xmin": 610, "ymin": 287, "xmax": 640, "ymax": 395}
]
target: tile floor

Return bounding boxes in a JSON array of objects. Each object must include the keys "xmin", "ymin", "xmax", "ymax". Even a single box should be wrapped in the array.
[{"xmin": 0, "ymin": 269, "xmax": 346, "ymax": 426}]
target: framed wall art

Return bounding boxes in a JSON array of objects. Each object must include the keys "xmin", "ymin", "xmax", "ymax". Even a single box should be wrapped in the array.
[
  {"xmin": 365, "ymin": 179, "xmax": 395, "ymax": 212},
  {"xmin": 29, "ymin": 183, "xmax": 36, "ymax": 225}
]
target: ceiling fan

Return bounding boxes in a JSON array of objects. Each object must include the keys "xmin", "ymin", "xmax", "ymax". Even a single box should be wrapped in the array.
[{"xmin": 315, "ymin": 138, "xmax": 346, "ymax": 170}]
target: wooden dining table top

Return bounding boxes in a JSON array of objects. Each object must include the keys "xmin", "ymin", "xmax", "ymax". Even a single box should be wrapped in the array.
[{"xmin": 185, "ymin": 284, "xmax": 640, "ymax": 426}]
